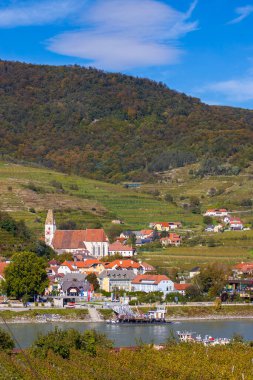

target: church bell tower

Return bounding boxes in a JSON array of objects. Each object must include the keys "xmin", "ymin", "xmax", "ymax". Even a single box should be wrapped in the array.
[{"xmin": 45, "ymin": 209, "xmax": 56, "ymax": 247}]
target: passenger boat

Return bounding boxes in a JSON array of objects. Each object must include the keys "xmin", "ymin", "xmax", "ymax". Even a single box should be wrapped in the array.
[{"xmin": 177, "ymin": 331, "xmax": 230, "ymax": 345}]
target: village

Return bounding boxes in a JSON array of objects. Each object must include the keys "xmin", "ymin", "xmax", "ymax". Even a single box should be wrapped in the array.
[{"xmin": 0, "ymin": 207, "xmax": 251, "ymax": 310}]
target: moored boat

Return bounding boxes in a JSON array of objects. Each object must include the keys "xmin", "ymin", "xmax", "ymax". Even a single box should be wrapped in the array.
[{"xmin": 177, "ymin": 331, "xmax": 230, "ymax": 345}]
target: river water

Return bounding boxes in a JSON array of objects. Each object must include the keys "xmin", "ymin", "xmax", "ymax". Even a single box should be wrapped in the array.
[{"xmin": 1, "ymin": 320, "xmax": 253, "ymax": 348}]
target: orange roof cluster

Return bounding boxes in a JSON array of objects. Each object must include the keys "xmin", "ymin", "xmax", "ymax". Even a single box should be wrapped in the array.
[
  {"xmin": 75, "ymin": 259, "xmax": 101, "ymax": 268},
  {"xmin": 132, "ymin": 274, "xmax": 170, "ymax": 284},
  {"xmin": 105, "ymin": 259, "xmax": 140, "ymax": 270}
]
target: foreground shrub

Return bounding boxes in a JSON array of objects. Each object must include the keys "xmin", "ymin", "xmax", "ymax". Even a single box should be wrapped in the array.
[{"xmin": 31, "ymin": 328, "xmax": 113, "ymax": 359}]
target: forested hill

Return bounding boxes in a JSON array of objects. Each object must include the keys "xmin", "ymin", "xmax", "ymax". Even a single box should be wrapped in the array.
[{"xmin": 0, "ymin": 60, "xmax": 253, "ymax": 181}]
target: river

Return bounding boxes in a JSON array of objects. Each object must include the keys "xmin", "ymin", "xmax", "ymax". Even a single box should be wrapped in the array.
[{"xmin": 1, "ymin": 320, "xmax": 253, "ymax": 348}]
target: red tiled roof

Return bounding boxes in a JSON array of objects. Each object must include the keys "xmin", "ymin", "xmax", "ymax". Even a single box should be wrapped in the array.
[
  {"xmin": 76, "ymin": 259, "xmax": 101, "ymax": 268},
  {"xmin": 139, "ymin": 262, "xmax": 155, "ymax": 271},
  {"xmin": 109, "ymin": 242, "xmax": 134, "ymax": 252},
  {"xmin": 52, "ymin": 230, "xmax": 87, "ymax": 250},
  {"xmin": 233, "ymin": 262, "xmax": 253, "ymax": 271},
  {"xmin": 0, "ymin": 262, "xmax": 9, "ymax": 277},
  {"xmin": 174, "ymin": 283, "xmax": 191, "ymax": 291},
  {"xmin": 168, "ymin": 233, "xmax": 181, "ymax": 239},
  {"xmin": 132, "ymin": 274, "xmax": 170, "ymax": 285},
  {"xmin": 140, "ymin": 229, "xmax": 153, "ymax": 235},
  {"xmin": 105, "ymin": 259, "xmax": 140, "ymax": 269},
  {"xmin": 154, "ymin": 222, "xmax": 169, "ymax": 227},
  {"xmin": 85, "ymin": 229, "xmax": 108, "ymax": 242},
  {"xmin": 52, "ymin": 228, "xmax": 108, "ymax": 250},
  {"xmin": 229, "ymin": 218, "xmax": 243, "ymax": 224},
  {"xmin": 60, "ymin": 261, "xmax": 75, "ymax": 271}
]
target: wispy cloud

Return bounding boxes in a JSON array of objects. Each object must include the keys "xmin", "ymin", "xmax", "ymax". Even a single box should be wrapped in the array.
[
  {"xmin": 48, "ymin": 0, "xmax": 198, "ymax": 70},
  {"xmin": 199, "ymin": 77, "xmax": 253, "ymax": 103},
  {"xmin": 0, "ymin": 0, "xmax": 81, "ymax": 27},
  {"xmin": 228, "ymin": 5, "xmax": 253, "ymax": 24}
]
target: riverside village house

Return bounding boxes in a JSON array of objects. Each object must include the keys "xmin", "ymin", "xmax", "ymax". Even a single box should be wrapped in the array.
[{"xmin": 45, "ymin": 210, "xmax": 109, "ymax": 257}]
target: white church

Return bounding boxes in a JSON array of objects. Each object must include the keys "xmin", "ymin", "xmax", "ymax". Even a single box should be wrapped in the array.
[{"xmin": 45, "ymin": 210, "xmax": 109, "ymax": 257}]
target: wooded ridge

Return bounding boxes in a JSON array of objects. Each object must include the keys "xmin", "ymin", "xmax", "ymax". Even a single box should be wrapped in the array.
[{"xmin": 1, "ymin": 60, "xmax": 253, "ymax": 181}]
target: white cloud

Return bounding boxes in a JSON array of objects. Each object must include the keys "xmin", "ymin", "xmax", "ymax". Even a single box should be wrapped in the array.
[
  {"xmin": 228, "ymin": 5, "xmax": 253, "ymax": 24},
  {"xmin": 0, "ymin": 0, "xmax": 81, "ymax": 27},
  {"xmin": 199, "ymin": 77, "xmax": 253, "ymax": 102},
  {"xmin": 47, "ymin": 0, "xmax": 198, "ymax": 70}
]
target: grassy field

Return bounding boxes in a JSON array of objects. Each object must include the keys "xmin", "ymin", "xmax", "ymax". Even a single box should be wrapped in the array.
[
  {"xmin": 0, "ymin": 308, "xmax": 89, "ymax": 321},
  {"xmin": 138, "ymin": 245, "xmax": 253, "ymax": 272}
]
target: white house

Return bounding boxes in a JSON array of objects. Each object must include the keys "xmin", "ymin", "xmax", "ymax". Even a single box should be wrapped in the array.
[
  {"xmin": 229, "ymin": 218, "xmax": 244, "ymax": 230},
  {"xmin": 204, "ymin": 209, "xmax": 229, "ymax": 217},
  {"xmin": 108, "ymin": 241, "xmax": 135, "ymax": 257},
  {"xmin": 58, "ymin": 261, "xmax": 78, "ymax": 275},
  {"xmin": 131, "ymin": 275, "xmax": 174, "ymax": 296}
]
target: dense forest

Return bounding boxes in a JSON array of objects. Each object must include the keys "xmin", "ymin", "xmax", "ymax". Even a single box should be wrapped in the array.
[{"xmin": 0, "ymin": 60, "xmax": 253, "ymax": 181}]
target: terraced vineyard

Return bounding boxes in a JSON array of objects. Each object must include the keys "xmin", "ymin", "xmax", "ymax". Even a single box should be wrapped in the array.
[
  {"xmin": 0, "ymin": 161, "xmax": 252, "ymax": 268},
  {"xmin": 0, "ymin": 162, "xmax": 201, "ymax": 235},
  {"xmin": 138, "ymin": 245, "xmax": 253, "ymax": 272}
]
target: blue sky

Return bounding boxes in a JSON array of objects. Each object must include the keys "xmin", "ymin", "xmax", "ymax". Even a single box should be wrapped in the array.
[{"xmin": 0, "ymin": 0, "xmax": 253, "ymax": 109}]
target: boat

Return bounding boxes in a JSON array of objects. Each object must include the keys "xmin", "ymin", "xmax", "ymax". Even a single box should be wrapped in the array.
[
  {"xmin": 177, "ymin": 331, "xmax": 230, "ymax": 345},
  {"xmin": 111, "ymin": 305, "xmax": 172, "ymax": 324},
  {"xmin": 106, "ymin": 319, "xmax": 119, "ymax": 324}
]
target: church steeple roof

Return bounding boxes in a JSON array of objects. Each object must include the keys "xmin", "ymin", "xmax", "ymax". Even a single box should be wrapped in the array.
[{"xmin": 45, "ymin": 209, "xmax": 55, "ymax": 225}]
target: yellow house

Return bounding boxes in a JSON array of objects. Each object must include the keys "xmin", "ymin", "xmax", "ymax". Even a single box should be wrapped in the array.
[
  {"xmin": 153, "ymin": 222, "xmax": 170, "ymax": 232},
  {"xmin": 98, "ymin": 270, "xmax": 136, "ymax": 292},
  {"xmin": 74, "ymin": 260, "xmax": 105, "ymax": 275}
]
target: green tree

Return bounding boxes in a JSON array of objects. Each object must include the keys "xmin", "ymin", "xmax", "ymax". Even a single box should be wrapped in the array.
[
  {"xmin": 194, "ymin": 263, "xmax": 230, "ymax": 298},
  {"xmin": 185, "ymin": 285, "xmax": 203, "ymax": 301},
  {"xmin": 32, "ymin": 328, "xmax": 112, "ymax": 359},
  {"xmin": 203, "ymin": 215, "xmax": 213, "ymax": 225},
  {"xmin": 31, "ymin": 240, "xmax": 56, "ymax": 259},
  {"xmin": 4, "ymin": 251, "xmax": 49, "ymax": 299},
  {"xmin": 127, "ymin": 233, "xmax": 136, "ymax": 246},
  {"xmin": 0, "ymin": 328, "xmax": 14, "ymax": 352},
  {"xmin": 86, "ymin": 273, "xmax": 99, "ymax": 291},
  {"xmin": 58, "ymin": 252, "xmax": 73, "ymax": 263}
]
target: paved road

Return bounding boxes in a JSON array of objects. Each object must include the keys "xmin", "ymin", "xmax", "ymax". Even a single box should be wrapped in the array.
[{"xmin": 88, "ymin": 306, "xmax": 103, "ymax": 322}]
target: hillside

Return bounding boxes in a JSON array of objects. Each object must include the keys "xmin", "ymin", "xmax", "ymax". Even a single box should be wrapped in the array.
[
  {"xmin": 0, "ymin": 162, "xmax": 252, "ymax": 271},
  {"xmin": 1, "ymin": 60, "xmax": 253, "ymax": 181}
]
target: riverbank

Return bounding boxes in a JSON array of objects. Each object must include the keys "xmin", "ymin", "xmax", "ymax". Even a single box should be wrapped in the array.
[{"xmin": 0, "ymin": 305, "xmax": 253, "ymax": 324}]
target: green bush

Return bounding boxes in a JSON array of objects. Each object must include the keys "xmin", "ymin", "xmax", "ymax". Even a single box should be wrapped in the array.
[
  {"xmin": 32, "ymin": 328, "xmax": 113, "ymax": 359},
  {"xmin": 0, "ymin": 328, "xmax": 14, "ymax": 352}
]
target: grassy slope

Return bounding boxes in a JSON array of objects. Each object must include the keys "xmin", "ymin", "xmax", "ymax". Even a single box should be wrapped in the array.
[
  {"xmin": 0, "ymin": 161, "xmax": 198, "ymax": 234},
  {"xmin": 0, "ymin": 161, "xmax": 252, "ymax": 270}
]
